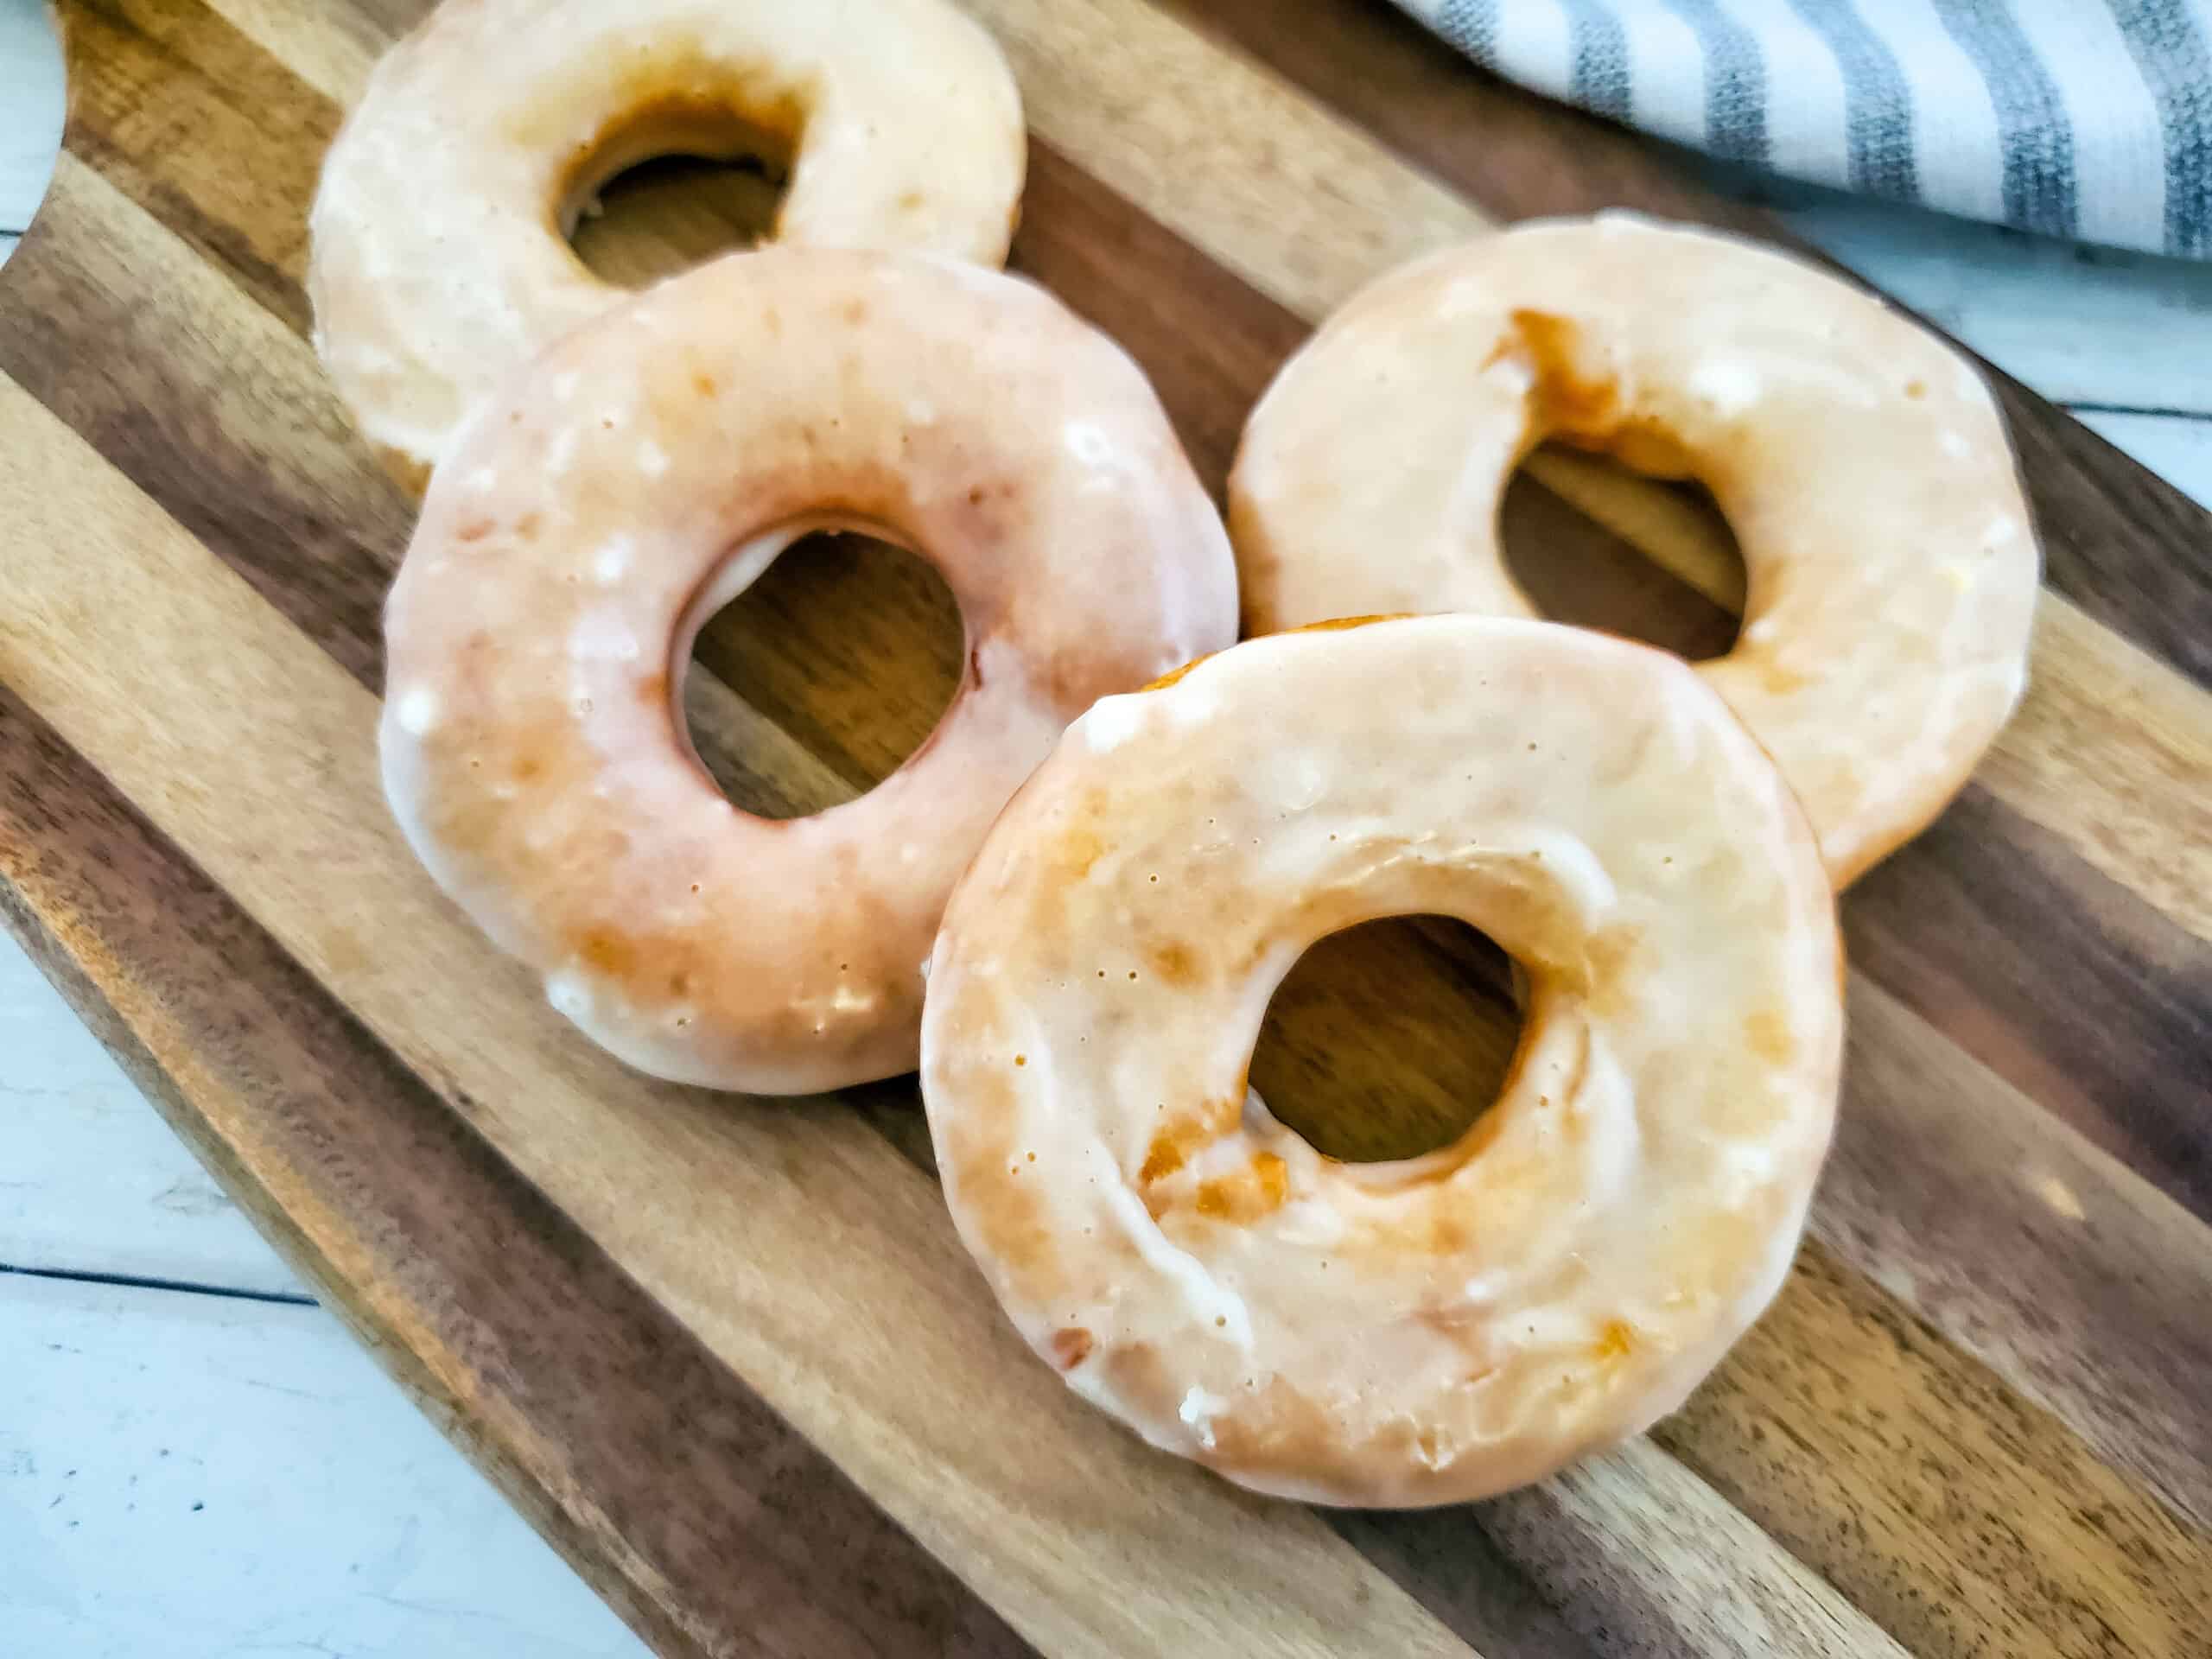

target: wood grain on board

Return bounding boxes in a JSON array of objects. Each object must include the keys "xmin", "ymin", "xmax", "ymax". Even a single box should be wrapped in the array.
[{"xmin": 1, "ymin": 2, "xmax": 2205, "ymax": 1656}]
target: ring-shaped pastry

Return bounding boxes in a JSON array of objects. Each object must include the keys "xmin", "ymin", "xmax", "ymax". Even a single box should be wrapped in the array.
[
  {"xmin": 921, "ymin": 615, "xmax": 1844, "ymax": 1506},
  {"xmin": 381, "ymin": 250, "xmax": 1237, "ymax": 1092},
  {"xmin": 311, "ymin": 0, "xmax": 1026, "ymax": 480},
  {"xmin": 1230, "ymin": 214, "xmax": 2040, "ymax": 885}
]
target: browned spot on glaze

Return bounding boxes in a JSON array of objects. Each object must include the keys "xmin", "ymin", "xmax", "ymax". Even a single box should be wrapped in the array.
[
  {"xmin": 1760, "ymin": 658, "xmax": 1811, "ymax": 696},
  {"xmin": 842, "ymin": 298, "xmax": 868, "ymax": 325},
  {"xmin": 1346, "ymin": 1183, "xmax": 1484, "ymax": 1260},
  {"xmin": 1289, "ymin": 613, "xmax": 1415, "ymax": 634},
  {"xmin": 1061, "ymin": 826, "xmax": 1106, "ymax": 880},
  {"xmin": 576, "ymin": 926, "xmax": 639, "ymax": 979},
  {"xmin": 1417, "ymin": 1302, "xmax": 1474, "ymax": 1338},
  {"xmin": 423, "ymin": 787, "xmax": 505, "ymax": 868},
  {"xmin": 1255, "ymin": 1151, "xmax": 1288, "ymax": 1209},
  {"xmin": 692, "ymin": 372, "xmax": 718, "ymax": 398},
  {"xmin": 1195, "ymin": 1153, "xmax": 1289, "ymax": 1224},
  {"xmin": 455, "ymin": 518, "xmax": 496, "ymax": 543},
  {"xmin": 1147, "ymin": 940, "xmax": 1198, "ymax": 986},
  {"xmin": 514, "ymin": 512, "xmax": 543, "ymax": 538},
  {"xmin": 1583, "ymin": 925, "xmax": 1643, "ymax": 1014},
  {"xmin": 635, "ymin": 671, "xmax": 671, "ymax": 709},
  {"xmin": 1141, "ymin": 652, "xmax": 1217, "ymax": 692},
  {"xmin": 1196, "ymin": 1371, "xmax": 1360, "ymax": 1491},
  {"xmin": 1745, "ymin": 1007, "xmax": 1795, "ymax": 1065},
  {"xmin": 1049, "ymin": 1327, "xmax": 1095, "ymax": 1370},
  {"xmin": 959, "ymin": 1144, "xmax": 1059, "ymax": 1281},
  {"xmin": 1597, "ymin": 417, "xmax": 1696, "ymax": 480},
  {"xmin": 1593, "ymin": 1319, "xmax": 1636, "ymax": 1361},
  {"xmin": 1507, "ymin": 308, "xmax": 1619, "ymax": 435},
  {"xmin": 898, "ymin": 188, "xmax": 926, "ymax": 211},
  {"xmin": 562, "ymin": 929, "xmax": 641, "ymax": 982},
  {"xmin": 938, "ymin": 1059, "xmax": 1061, "ymax": 1280},
  {"xmin": 1136, "ymin": 1099, "xmax": 1244, "ymax": 1214},
  {"xmin": 1435, "ymin": 1211, "xmax": 1476, "ymax": 1253}
]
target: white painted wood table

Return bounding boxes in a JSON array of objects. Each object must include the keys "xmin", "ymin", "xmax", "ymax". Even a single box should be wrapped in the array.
[{"xmin": 2, "ymin": 0, "xmax": 2209, "ymax": 1651}]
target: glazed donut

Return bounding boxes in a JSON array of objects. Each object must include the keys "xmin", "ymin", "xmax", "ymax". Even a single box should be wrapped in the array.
[
  {"xmin": 310, "ymin": 0, "xmax": 1025, "ymax": 481},
  {"xmin": 380, "ymin": 249, "xmax": 1236, "ymax": 1093},
  {"xmin": 1230, "ymin": 214, "xmax": 2040, "ymax": 887},
  {"xmin": 920, "ymin": 616, "xmax": 1843, "ymax": 1507}
]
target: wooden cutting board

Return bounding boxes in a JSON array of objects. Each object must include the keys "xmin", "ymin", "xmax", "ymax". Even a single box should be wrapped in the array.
[{"xmin": 3, "ymin": 2, "xmax": 2208, "ymax": 1655}]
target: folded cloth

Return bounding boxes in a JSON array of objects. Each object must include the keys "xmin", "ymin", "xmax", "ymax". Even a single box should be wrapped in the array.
[{"xmin": 1392, "ymin": 0, "xmax": 2212, "ymax": 258}]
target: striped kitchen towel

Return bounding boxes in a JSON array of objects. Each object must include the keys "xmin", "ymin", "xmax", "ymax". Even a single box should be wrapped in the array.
[{"xmin": 1395, "ymin": 0, "xmax": 2212, "ymax": 258}]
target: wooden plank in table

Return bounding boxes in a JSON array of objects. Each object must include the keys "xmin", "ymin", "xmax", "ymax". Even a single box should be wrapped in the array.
[
  {"xmin": 0, "ymin": 0, "xmax": 63, "ymax": 232},
  {"xmin": 2076, "ymin": 410, "xmax": 2212, "ymax": 506},
  {"xmin": 3, "ymin": 0, "xmax": 2209, "ymax": 1656},
  {"xmin": 1, "ymin": 932, "xmax": 307, "ymax": 1295},
  {"xmin": 3, "ymin": 1271, "xmax": 646, "ymax": 1659}
]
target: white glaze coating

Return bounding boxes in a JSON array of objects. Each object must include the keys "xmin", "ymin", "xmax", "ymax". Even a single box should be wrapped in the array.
[
  {"xmin": 309, "ymin": 0, "xmax": 1025, "ymax": 476},
  {"xmin": 380, "ymin": 250, "xmax": 1236, "ymax": 1092},
  {"xmin": 920, "ymin": 617, "xmax": 1843, "ymax": 1507},
  {"xmin": 1230, "ymin": 214, "xmax": 2041, "ymax": 887}
]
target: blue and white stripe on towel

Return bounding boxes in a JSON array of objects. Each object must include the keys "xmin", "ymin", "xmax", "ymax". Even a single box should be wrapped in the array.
[{"xmin": 1400, "ymin": 0, "xmax": 2212, "ymax": 258}]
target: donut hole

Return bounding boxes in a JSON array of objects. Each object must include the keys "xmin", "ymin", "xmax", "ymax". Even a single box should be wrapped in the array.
[
  {"xmin": 1500, "ymin": 444, "xmax": 1745, "ymax": 661},
  {"xmin": 564, "ymin": 106, "xmax": 797, "ymax": 289},
  {"xmin": 1249, "ymin": 917, "xmax": 1528, "ymax": 1164},
  {"xmin": 682, "ymin": 529, "xmax": 964, "ymax": 818}
]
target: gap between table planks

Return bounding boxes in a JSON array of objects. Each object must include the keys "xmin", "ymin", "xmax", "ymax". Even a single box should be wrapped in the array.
[{"xmin": 2, "ymin": 3, "xmax": 2209, "ymax": 1659}]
